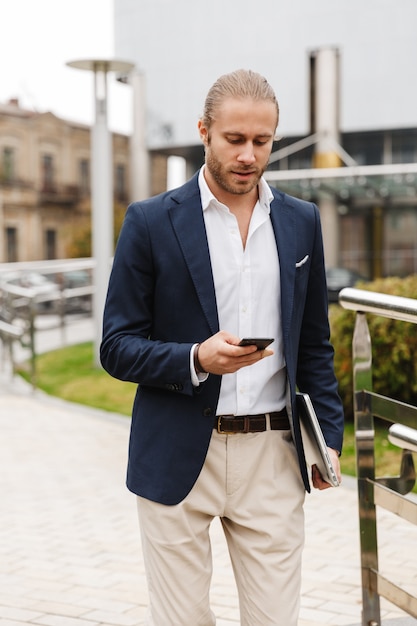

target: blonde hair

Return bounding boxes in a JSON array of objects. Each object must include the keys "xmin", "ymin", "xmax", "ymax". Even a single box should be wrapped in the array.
[{"xmin": 202, "ymin": 69, "xmax": 279, "ymax": 129}]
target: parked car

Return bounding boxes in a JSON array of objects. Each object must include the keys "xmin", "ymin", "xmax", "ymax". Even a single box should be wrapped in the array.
[
  {"xmin": 0, "ymin": 271, "xmax": 59, "ymax": 311},
  {"xmin": 45, "ymin": 269, "xmax": 93, "ymax": 313},
  {"xmin": 61, "ymin": 269, "xmax": 92, "ymax": 289},
  {"xmin": 61, "ymin": 269, "xmax": 92, "ymax": 313},
  {"xmin": 326, "ymin": 267, "xmax": 368, "ymax": 304}
]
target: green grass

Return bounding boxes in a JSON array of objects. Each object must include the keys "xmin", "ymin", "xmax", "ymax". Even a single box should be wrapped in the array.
[
  {"xmin": 341, "ymin": 421, "xmax": 406, "ymax": 479},
  {"xmin": 18, "ymin": 342, "xmax": 136, "ymax": 415},
  {"xmin": 18, "ymin": 342, "xmax": 414, "ymax": 488}
]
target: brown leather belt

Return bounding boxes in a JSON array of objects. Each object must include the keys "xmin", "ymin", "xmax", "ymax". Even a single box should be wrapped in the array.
[{"xmin": 214, "ymin": 408, "xmax": 289, "ymax": 434}]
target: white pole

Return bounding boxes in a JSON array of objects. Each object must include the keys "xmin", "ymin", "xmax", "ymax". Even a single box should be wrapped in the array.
[
  {"xmin": 130, "ymin": 71, "xmax": 150, "ymax": 200},
  {"xmin": 310, "ymin": 47, "xmax": 341, "ymax": 267},
  {"xmin": 315, "ymin": 47, "xmax": 340, "ymax": 151},
  {"xmin": 67, "ymin": 59, "xmax": 135, "ymax": 367},
  {"xmin": 91, "ymin": 67, "xmax": 113, "ymax": 367}
]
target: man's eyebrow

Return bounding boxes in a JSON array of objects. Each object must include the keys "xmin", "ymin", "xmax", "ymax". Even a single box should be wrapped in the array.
[{"xmin": 224, "ymin": 131, "xmax": 274, "ymax": 138}]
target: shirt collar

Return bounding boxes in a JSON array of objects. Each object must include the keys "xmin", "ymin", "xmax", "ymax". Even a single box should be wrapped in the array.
[{"xmin": 198, "ymin": 165, "xmax": 273, "ymax": 214}]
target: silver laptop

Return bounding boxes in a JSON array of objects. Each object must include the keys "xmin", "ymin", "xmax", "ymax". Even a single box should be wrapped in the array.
[{"xmin": 296, "ymin": 392, "xmax": 340, "ymax": 487}]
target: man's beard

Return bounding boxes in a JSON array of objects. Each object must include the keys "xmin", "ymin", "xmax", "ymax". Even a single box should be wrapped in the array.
[{"xmin": 205, "ymin": 147, "xmax": 265, "ymax": 196}]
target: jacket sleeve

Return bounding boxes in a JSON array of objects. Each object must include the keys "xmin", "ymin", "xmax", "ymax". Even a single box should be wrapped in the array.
[{"xmin": 100, "ymin": 201, "xmax": 195, "ymax": 396}]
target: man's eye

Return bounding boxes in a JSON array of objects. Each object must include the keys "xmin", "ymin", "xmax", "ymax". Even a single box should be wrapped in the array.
[{"xmin": 226, "ymin": 137, "xmax": 269, "ymax": 146}]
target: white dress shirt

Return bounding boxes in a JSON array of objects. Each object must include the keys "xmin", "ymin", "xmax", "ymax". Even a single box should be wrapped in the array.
[{"xmin": 193, "ymin": 166, "xmax": 286, "ymax": 415}]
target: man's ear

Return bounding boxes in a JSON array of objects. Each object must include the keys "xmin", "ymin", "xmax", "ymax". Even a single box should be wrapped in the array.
[{"xmin": 198, "ymin": 119, "xmax": 209, "ymax": 146}]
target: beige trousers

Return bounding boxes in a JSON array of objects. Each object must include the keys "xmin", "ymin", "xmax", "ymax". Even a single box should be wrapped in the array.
[{"xmin": 137, "ymin": 424, "xmax": 305, "ymax": 626}]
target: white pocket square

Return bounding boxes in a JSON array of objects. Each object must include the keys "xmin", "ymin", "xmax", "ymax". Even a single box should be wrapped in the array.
[{"xmin": 295, "ymin": 255, "xmax": 309, "ymax": 268}]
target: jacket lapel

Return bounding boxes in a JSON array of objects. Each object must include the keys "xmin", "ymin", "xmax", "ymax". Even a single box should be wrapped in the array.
[
  {"xmin": 168, "ymin": 176, "xmax": 220, "ymax": 335},
  {"xmin": 270, "ymin": 192, "xmax": 296, "ymax": 346}
]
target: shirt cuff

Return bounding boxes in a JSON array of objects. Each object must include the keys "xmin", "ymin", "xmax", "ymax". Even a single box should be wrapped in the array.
[{"xmin": 190, "ymin": 343, "xmax": 209, "ymax": 386}]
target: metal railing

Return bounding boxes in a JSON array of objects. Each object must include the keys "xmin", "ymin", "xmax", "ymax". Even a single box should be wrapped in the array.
[
  {"xmin": 0, "ymin": 260, "xmax": 94, "ymax": 385},
  {"xmin": 339, "ymin": 287, "xmax": 417, "ymax": 625},
  {"xmin": 0, "ymin": 317, "xmax": 24, "ymax": 377}
]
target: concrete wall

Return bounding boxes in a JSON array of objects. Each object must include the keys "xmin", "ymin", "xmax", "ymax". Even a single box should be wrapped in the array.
[{"xmin": 114, "ymin": 0, "xmax": 417, "ymax": 149}]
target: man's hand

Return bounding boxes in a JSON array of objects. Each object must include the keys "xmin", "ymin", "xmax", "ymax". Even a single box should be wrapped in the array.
[
  {"xmin": 311, "ymin": 448, "xmax": 341, "ymax": 490},
  {"xmin": 197, "ymin": 330, "xmax": 274, "ymax": 375}
]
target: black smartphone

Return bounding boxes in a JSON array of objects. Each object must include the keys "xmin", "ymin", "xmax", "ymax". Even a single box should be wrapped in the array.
[{"xmin": 238, "ymin": 338, "xmax": 274, "ymax": 350}]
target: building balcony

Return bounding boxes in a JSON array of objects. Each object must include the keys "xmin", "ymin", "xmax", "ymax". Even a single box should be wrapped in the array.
[
  {"xmin": 39, "ymin": 184, "xmax": 81, "ymax": 206},
  {"xmin": 0, "ymin": 176, "xmax": 33, "ymax": 190}
]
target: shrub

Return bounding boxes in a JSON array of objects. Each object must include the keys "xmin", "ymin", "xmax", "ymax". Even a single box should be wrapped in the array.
[{"xmin": 329, "ymin": 274, "xmax": 417, "ymax": 421}]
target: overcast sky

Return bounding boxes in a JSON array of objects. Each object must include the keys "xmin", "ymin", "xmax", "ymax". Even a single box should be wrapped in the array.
[{"xmin": 0, "ymin": 0, "xmax": 132, "ymax": 133}]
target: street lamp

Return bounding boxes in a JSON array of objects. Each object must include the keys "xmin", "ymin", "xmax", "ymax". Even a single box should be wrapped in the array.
[{"xmin": 67, "ymin": 58, "xmax": 135, "ymax": 366}]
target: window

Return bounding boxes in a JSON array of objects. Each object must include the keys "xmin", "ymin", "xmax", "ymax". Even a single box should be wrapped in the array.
[
  {"xmin": 2, "ymin": 147, "xmax": 15, "ymax": 181},
  {"xmin": 115, "ymin": 164, "xmax": 126, "ymax": 201},
  {"xmin": 6, "ymin": 227, "xmax": 18, "ymax": 262},
  {"xmin": 384, "ymin": 208, "xmax": 417, "ymax": 275},
  {"xmin": 392, "ymin": 131, "xmax": 417, "ymax": 164},
  {"xmin": 45, "ymin": 229, "xmax": 56, "ymax": 260},
  {"xmin": 79, "ymin": 158, "xmax": 90, "ymax": 195},
  {"xmin": 42, "ymin": 154, "xmax": 54, "ymax": 191},
  {"xmin": 343, "ymin": 132, "xmax": 384, "ymax": 166}
]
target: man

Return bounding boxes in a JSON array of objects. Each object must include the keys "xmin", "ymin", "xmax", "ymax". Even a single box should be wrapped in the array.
[{"xmin": 100, "ymin": 69, "xmax": 344, "ymax": 626}]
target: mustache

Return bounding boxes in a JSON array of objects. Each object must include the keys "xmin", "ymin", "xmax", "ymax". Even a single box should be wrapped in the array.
[{"xmin": 232, "ymin": 166, "xmax": 259, "ymax": 173}]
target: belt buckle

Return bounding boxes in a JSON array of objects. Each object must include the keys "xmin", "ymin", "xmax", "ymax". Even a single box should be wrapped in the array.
[{"xmin": 217, "ymin": 416, "xmax": 237, "ymax": 434}]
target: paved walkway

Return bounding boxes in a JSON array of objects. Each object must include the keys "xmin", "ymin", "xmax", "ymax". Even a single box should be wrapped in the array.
[{"xmin": 0, "ymin": 316, "xmax": 416, "ymax": 625}]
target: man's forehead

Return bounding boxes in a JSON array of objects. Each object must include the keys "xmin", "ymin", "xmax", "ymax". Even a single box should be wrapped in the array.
[{"xmin": 213, "ymin": 97, "xmax": 278, "ymax": 129}]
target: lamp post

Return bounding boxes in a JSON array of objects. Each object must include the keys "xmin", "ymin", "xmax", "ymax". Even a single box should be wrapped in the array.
[{"xmin": 67, "ymin": 58, "xmax": 134, "ymax": 366}]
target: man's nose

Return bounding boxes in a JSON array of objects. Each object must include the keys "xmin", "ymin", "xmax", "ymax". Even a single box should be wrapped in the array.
[{"xmin": 237, "ymin": 142, "xmax": 256, "ymax": 163}]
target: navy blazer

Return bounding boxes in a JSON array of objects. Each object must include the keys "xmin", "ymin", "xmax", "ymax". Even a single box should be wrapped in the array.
[{"xmin": 100, "ymin": 173, "xmax": 344, "ymax": 504}]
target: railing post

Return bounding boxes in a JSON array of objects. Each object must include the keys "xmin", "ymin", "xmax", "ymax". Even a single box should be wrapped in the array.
[
  {"xmin": 28, "ymin": 298, "xmax": 37, "ymax": 389},
  {"xmin": 352, "ymin": 312, "xmax": 381, "ymax": 625}
]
